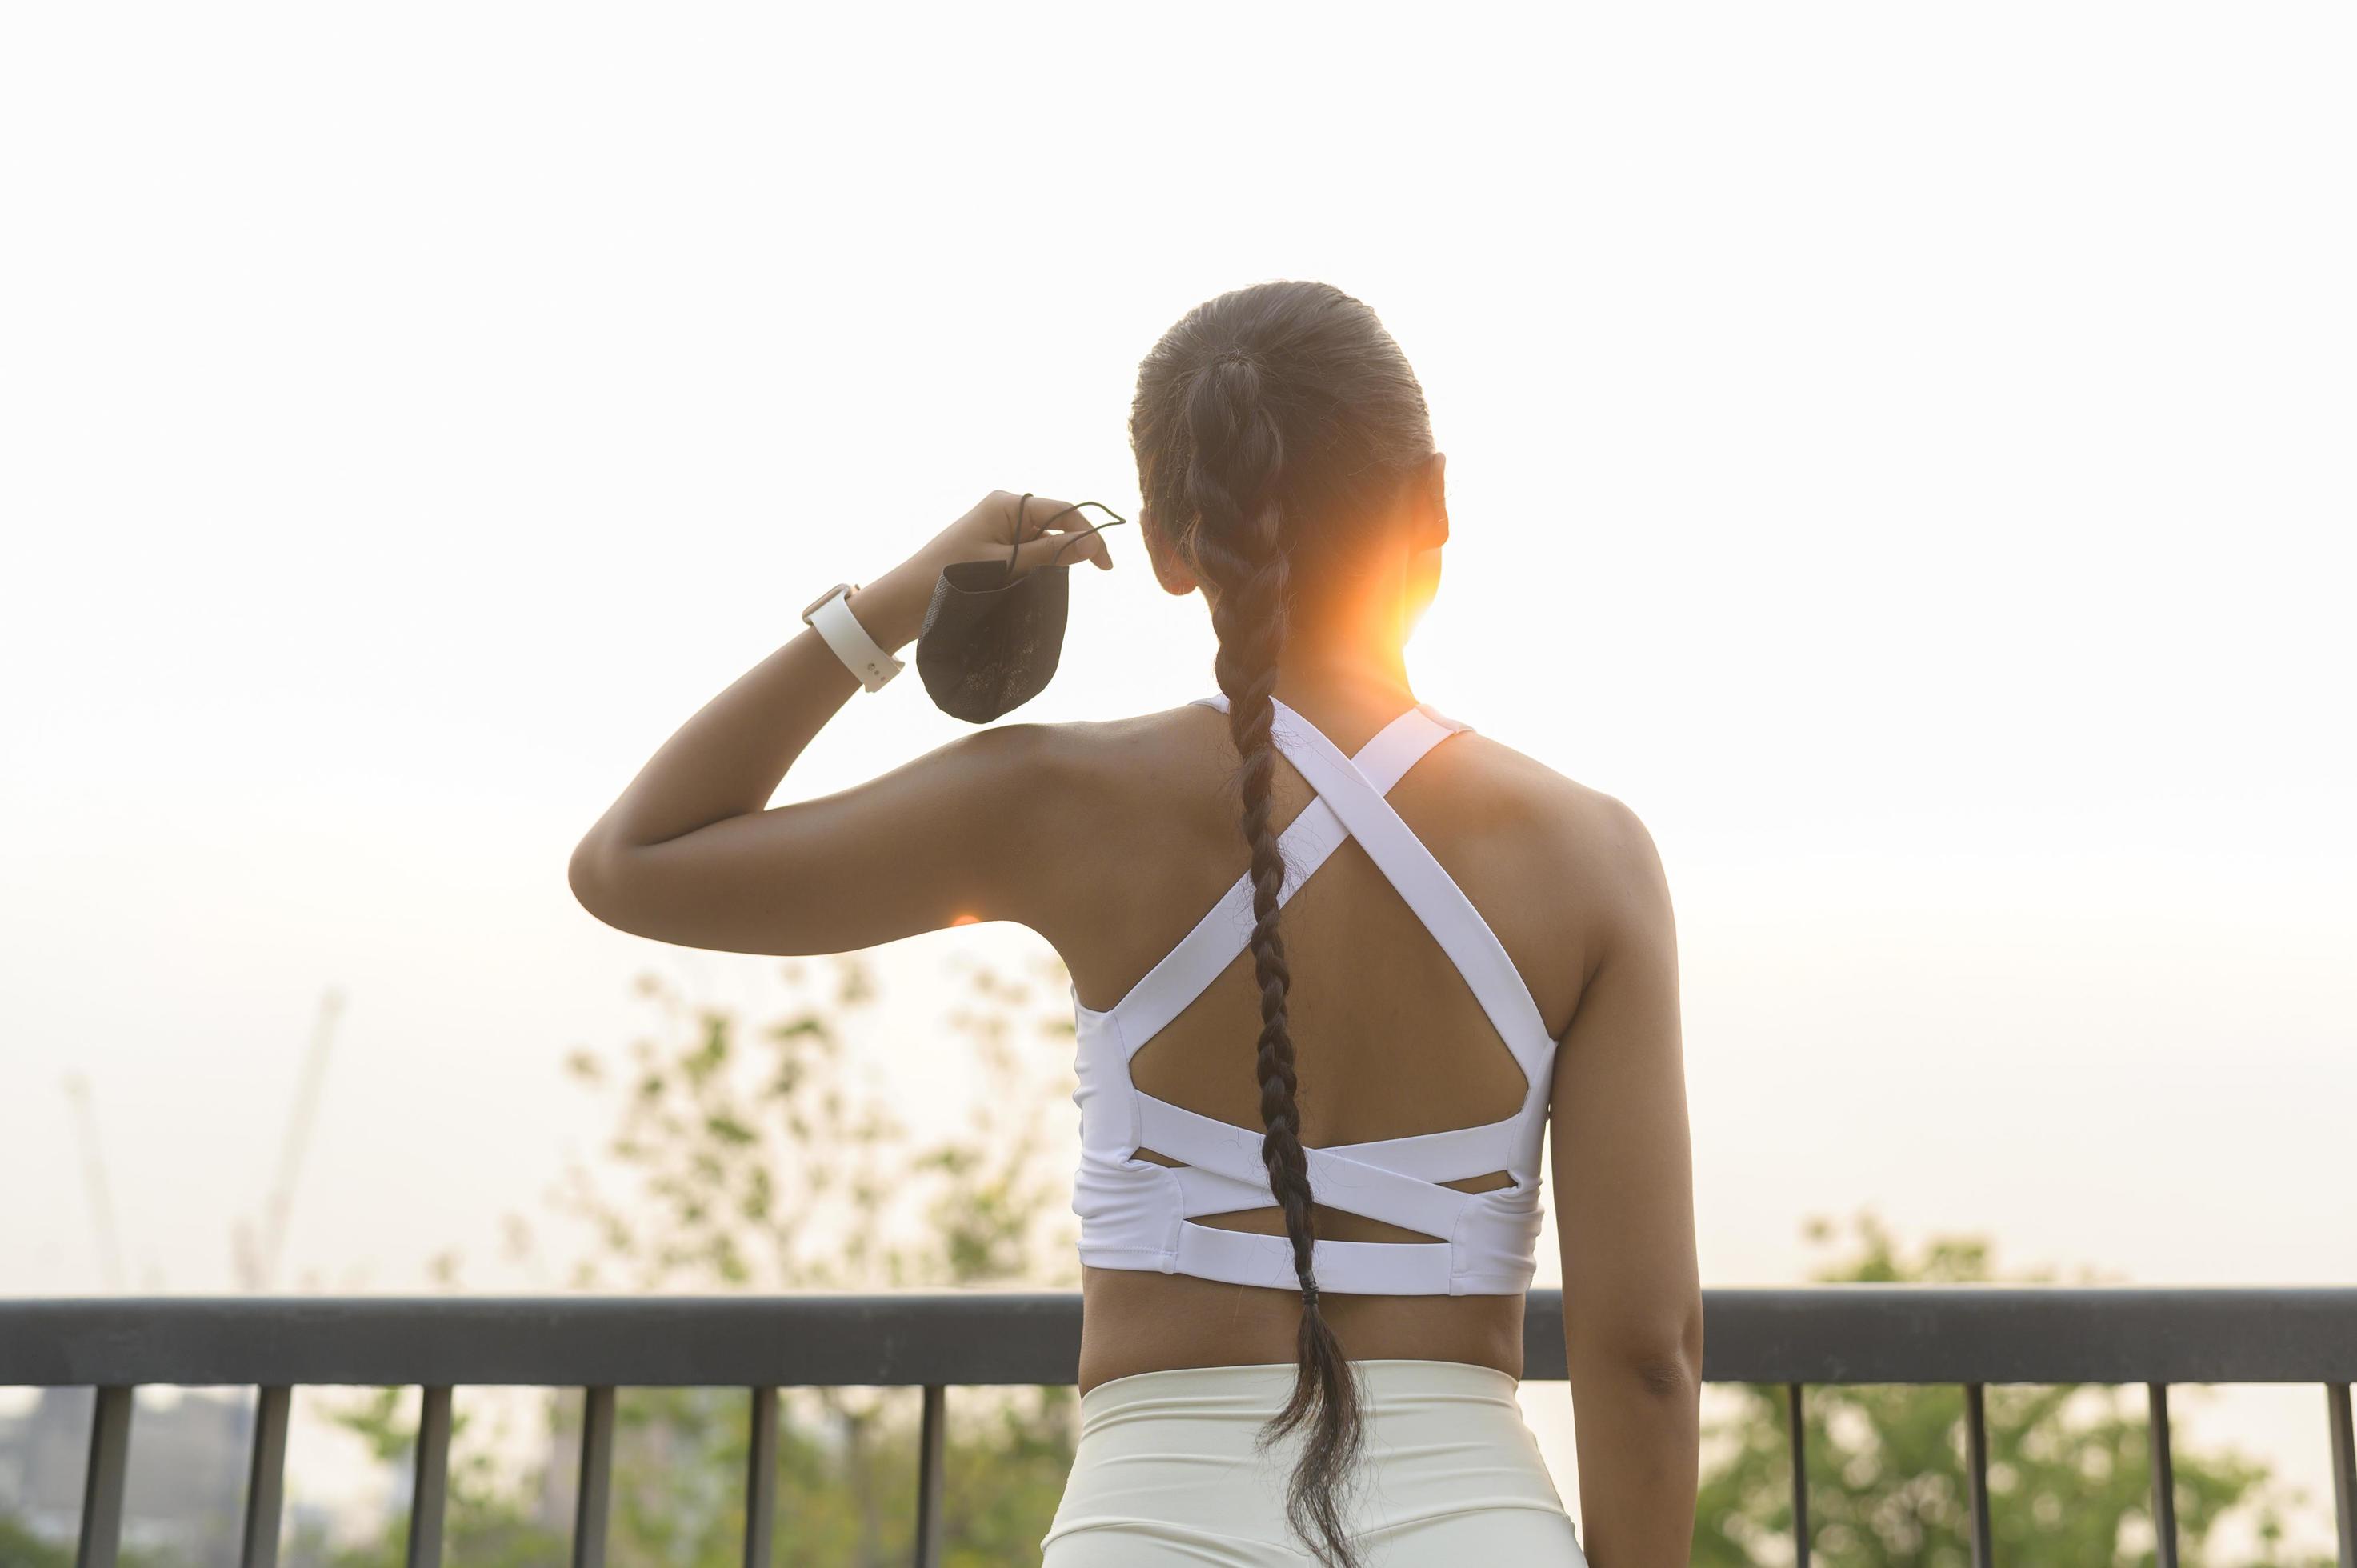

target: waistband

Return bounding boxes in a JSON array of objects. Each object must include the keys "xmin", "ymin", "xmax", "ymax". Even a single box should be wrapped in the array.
[{"xmin": 1080, "ymin": 1358, "xmax": 1521, "ymax": 1424}]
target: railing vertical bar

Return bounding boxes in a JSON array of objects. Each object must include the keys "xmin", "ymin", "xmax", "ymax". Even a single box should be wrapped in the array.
[
  {"xmin": 1787, "ymin": 1382, "xmax": 1810, "ymax": 1568},
  {"xmin": 575, "ymin": 1386, "xmax": 615, "ymax": 1568},
  {"xmin": 1963, "ymin": 1382, "xmax": 1993, "ymax": 1568},
  {"xmin": 239, "ymin": 1386, "xmax": 292, "ymax": 1568},
  {"xmin": 2147, "ymin": 1382, "xmax": 2179, "ymax": 1568},
  {"xmin": 914, "ymin": 1384, "xmax": 946, "ymax": 1568},
  {"xmin": 406, "ymin": 1386, "xmax": 451, "ymax": 1568},
  {"xmin": 743, "ymin": 1386, "xmax": 778, "ymax": 1568},
  {"xmin": 75, "ymin": 1386, "xmax": 133, "ymax": 1568},
  {"xmin": 2327, "ymin": 1382, "xmax": 2355, "ymax": 1568}
]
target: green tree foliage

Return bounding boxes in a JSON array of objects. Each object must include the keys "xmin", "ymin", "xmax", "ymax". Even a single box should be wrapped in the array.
[
  {"xmin": 1691, "ymin": 1214, "xmax": 2331, "ymax": 1568},
  {"xmin": 325, "ymin": 954, "xmax": 1081, "ymax": 1568},
  {"xmin": 0, "ymin": 1516, "xmax": 70, "ymax": 1568}
]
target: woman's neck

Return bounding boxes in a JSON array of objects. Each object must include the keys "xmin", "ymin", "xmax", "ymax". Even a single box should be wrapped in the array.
[{"xmin": 1267, "ymin": 582, "xmax": 1418, "ymax": 718}]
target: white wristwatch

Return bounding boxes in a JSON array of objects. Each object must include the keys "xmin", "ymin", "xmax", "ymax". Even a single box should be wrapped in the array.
[{"xmin": 800, "ymin": 582, "xmax": 905, "ymax": 693}]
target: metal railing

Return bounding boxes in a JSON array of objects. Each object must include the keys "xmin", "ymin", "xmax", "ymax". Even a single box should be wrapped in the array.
[{"xmin": 4, "ymin": 1287, "xmax": 2353, "ymax": 1567}]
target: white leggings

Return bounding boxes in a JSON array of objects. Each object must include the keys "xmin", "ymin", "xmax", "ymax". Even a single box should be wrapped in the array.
[{"xmin": 1041, "ymin": 1359, "xmax": 1588, "ymax": 1566}]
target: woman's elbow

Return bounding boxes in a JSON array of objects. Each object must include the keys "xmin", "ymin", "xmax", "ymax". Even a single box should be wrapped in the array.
[
  {"xmin": 1576, "ymin": 1296, "xmax": 1706, "ymax": 1398},
  {"xmin": 1631, "ymin": 1344, "xmax": 1703, "ymax": 1402},
  {"xmin": 568, "ymin": 834, "xmax": 630, "ymax": 927}
]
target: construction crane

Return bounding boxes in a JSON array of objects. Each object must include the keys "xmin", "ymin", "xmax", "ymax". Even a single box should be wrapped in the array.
[
  {"xmin": 232, "ymin": 986, "xmax": 345, "ymax": 1292},
  {"xmin": 62, "ymin": 1073, "xmax": 127, "ymax": 1292}
]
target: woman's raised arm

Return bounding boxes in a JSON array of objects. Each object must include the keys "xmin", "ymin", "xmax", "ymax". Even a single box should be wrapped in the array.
[{"xmin": 567, "ymin": 490, "xmax": 1113, "ymax": 954}]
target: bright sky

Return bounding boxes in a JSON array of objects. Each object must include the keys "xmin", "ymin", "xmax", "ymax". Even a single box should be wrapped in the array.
[{"xmin": 2, "ymin": 1, "xmax": 2351, "ymax": 1549}]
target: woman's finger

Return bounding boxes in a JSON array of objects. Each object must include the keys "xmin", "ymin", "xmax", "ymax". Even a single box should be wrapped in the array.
[
  {"xmin": 1009, "ymin": 519, "xmax": 1115, "ymax": 574},
  {"xmin": 1005, "ymin": 493, "xmax": 1079, "ymax": 542}
]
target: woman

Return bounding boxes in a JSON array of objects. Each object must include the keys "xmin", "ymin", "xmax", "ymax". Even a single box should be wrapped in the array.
[{"xmin": 570, "ymin": 281, "xmax": 1702, "ymax": 1566}]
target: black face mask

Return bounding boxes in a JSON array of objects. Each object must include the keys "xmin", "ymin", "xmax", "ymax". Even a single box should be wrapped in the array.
[{"xmin": 914, "ymin": 496, "xmax": 1129, "ymax": 724}]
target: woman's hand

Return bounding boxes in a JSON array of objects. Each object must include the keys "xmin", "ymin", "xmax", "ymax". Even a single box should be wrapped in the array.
[{"xmin": 847, "ymin": 490, "xmax": 1118, "ymax": 652}]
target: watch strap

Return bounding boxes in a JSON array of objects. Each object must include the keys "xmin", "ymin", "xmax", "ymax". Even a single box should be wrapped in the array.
[{"xmin": 802, "ymin": 583, "xmax": 904, "ymax": 693}]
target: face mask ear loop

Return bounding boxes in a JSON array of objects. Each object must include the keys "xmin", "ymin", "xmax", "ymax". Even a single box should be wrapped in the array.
[
  {"xmin": 1040, "ymin": 502, "xmax": 1131, "ymax": 570},
  {"xmin": 1006, "ymin": 494, "xmax": 1034, "ymax": 584},
  {"xmin": 1002, "ymin": 496, "xmax": 1131, "ymax": 578}
]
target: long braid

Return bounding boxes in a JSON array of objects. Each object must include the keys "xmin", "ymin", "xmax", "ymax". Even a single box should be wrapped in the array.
[
  {"xmin": 1183, "ymin": 352, "xmax": 1364, "ymax": 1567},
  {"xmin": 1130, "ymin": 280, "xmax": 1435, "ymax": 1568}
]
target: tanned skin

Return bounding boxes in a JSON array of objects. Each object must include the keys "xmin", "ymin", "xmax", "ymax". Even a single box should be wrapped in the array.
[{"xmin": 571, "ymin": 476, "xmax": 1703, "ymax": 1566}]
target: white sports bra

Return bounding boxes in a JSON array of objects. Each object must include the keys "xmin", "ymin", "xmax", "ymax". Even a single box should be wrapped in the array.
[{"xmin": 1070, "ymin": 694, "xmax": 1560, "ymax": 1297}]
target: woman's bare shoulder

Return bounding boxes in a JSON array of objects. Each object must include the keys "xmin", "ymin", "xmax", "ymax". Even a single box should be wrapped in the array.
[
  {"xmin": 986, "ymin": 702, "xmax": 1230, "ymax": 786},
  {"xmin": 1422, "ymin": 731, "xmax": 1673, "ymax": 1012},
  {"xmin": 1435, "ymin": 731, "xmax": 1660, "ymax": 882},
  {"xmin": 955, "ymin": 704, "xmax": 1238, "ymax": 857}
]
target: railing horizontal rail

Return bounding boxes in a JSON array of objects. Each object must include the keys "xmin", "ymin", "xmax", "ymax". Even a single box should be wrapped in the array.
[{"xmin": 3, "ymin": 1286, "xmax": 2354, "ymax": 1389}]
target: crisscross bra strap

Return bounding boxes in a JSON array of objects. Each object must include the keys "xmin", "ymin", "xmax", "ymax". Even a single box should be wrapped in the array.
[
  {"xmin": 1135, "ymin": 1092, "xmax": 1479, "ymax": 1238},
  {"xmin": 1251, "ymin": 695, "xmax": 1557, "ymax": 1079},
  {"xmin": 1103, "ymin": 697, "xmax": 1471, "ymax": 1050}
]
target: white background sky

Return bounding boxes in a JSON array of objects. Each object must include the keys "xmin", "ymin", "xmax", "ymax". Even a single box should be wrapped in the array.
[{"xmin": 3, "ymin": 1, "xmax": 2351, "ymax": 1551}]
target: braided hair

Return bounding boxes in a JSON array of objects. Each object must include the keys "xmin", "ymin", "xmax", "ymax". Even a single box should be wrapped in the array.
[{"xmin": 1129, "ymin": 281, "xmax": 1436, "ymax": 1567}]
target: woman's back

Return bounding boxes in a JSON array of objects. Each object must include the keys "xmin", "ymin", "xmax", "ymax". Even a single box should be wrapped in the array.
[{"xmin": 1016, "ymin": 686, "xmax": 1630, "ymax": 1390}]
